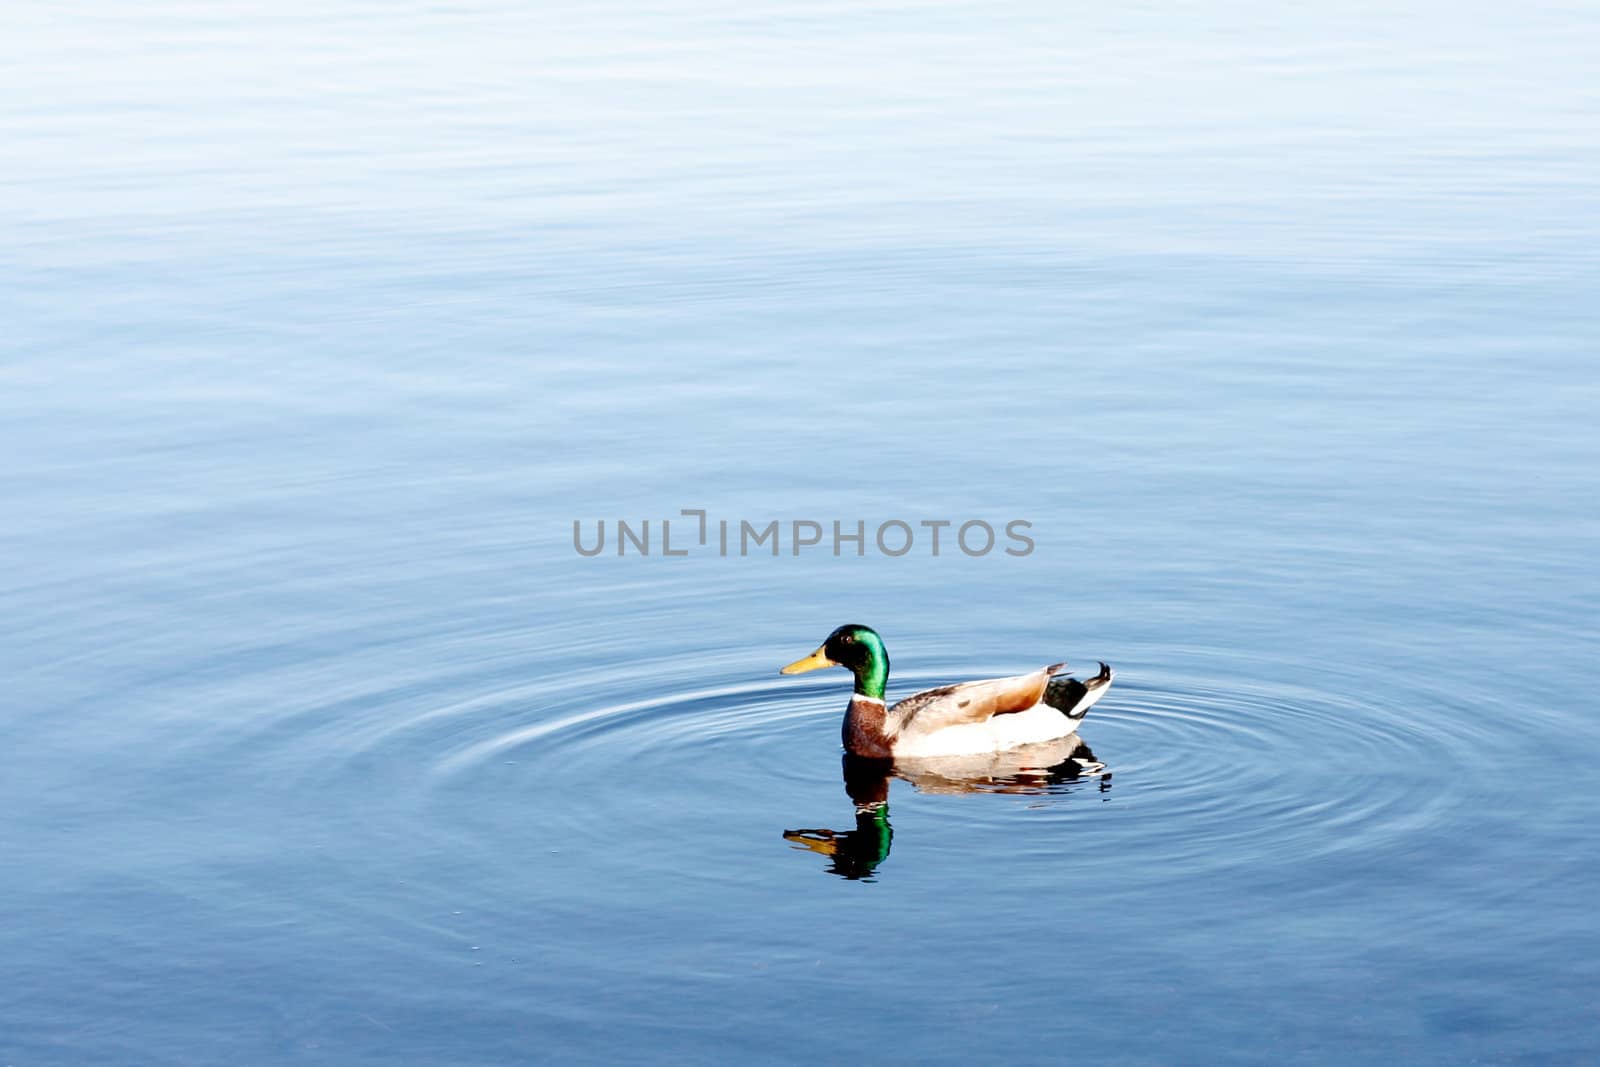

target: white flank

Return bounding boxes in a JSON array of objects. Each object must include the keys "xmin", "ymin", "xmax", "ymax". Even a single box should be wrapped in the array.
[{"xmin": 891, "ymin": 704, "xmax": 1077, "ymax": 758}]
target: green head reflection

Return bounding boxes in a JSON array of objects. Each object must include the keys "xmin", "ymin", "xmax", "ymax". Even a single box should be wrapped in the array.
[{"xmin": 782, "ymin": 755, "xmax": 895, "ymax": 881}]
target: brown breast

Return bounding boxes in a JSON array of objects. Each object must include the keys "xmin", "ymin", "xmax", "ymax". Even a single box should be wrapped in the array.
[{"xmin": 842, "ymin": 696, "xmax": 893, "ymax": 759}]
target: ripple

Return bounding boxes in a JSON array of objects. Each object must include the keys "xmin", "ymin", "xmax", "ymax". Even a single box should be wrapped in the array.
[
  {"xmin": 428, "ymin": 677, "xmax": 835, "ymax": 784},
  {"xmin": 392, "ymin": 652, "xmax": 1504, "ymax": 890},
  {"xmin": 50, "ymin": 633, "xmax": 1562, "ymax": 1018},
  {"xmin": 1045, "ymin": 661, "xmax": 1509, "ymax": 880}
]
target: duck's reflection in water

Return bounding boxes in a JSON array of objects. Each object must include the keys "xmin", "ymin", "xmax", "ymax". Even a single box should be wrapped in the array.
[{"xmin": 784, "ymin": 734, "xmax": 1109, "ymax": 881}]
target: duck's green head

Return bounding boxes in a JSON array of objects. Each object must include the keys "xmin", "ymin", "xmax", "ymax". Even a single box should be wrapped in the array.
[{"xmin": 779, "ymin": 623, "xmax": 889, "ymax": 701}]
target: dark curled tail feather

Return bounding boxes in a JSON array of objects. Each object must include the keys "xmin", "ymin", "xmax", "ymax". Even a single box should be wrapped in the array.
[{"xmin": 1044, "ymin": 662, "xmax": 1114, "ymax": 721}]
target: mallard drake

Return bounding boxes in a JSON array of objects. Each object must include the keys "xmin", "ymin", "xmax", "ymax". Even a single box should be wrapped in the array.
[{"xmin": 779, "ymin": 624, "xmax": 1113, "ymax": 759}]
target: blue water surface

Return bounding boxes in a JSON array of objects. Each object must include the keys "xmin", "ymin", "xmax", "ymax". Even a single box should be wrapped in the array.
[{"xmin": 3, "ymin": 2, "xmax": 1598, "ymax": 1063}]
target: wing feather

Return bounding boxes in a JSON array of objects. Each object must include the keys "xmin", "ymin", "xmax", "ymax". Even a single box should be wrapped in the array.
[{"xmin": 886, "ymin": 664, "xmax": 1065, "ymax": 739}]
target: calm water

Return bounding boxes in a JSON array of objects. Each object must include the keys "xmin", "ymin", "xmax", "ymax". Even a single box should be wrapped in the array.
[{"xmin": 4, "ymin": 2, "xmax": 1599, "ymax": 1063}]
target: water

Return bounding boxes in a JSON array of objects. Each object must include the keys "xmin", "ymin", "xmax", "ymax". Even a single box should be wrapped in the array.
[{"xmin": 4, "ymin": 1, "xmax": 1599, "ymax": 1062}]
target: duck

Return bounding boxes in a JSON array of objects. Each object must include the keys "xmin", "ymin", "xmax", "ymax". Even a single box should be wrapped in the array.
[{"xmin": 779, "ymin": 624, "xmax": 1113, "ymax": 759}]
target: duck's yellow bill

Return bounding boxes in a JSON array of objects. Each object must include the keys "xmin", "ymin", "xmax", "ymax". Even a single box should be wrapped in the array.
[{"xmin": 780, "ymin": 647, "xmax": 836, "ymax": 674}]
